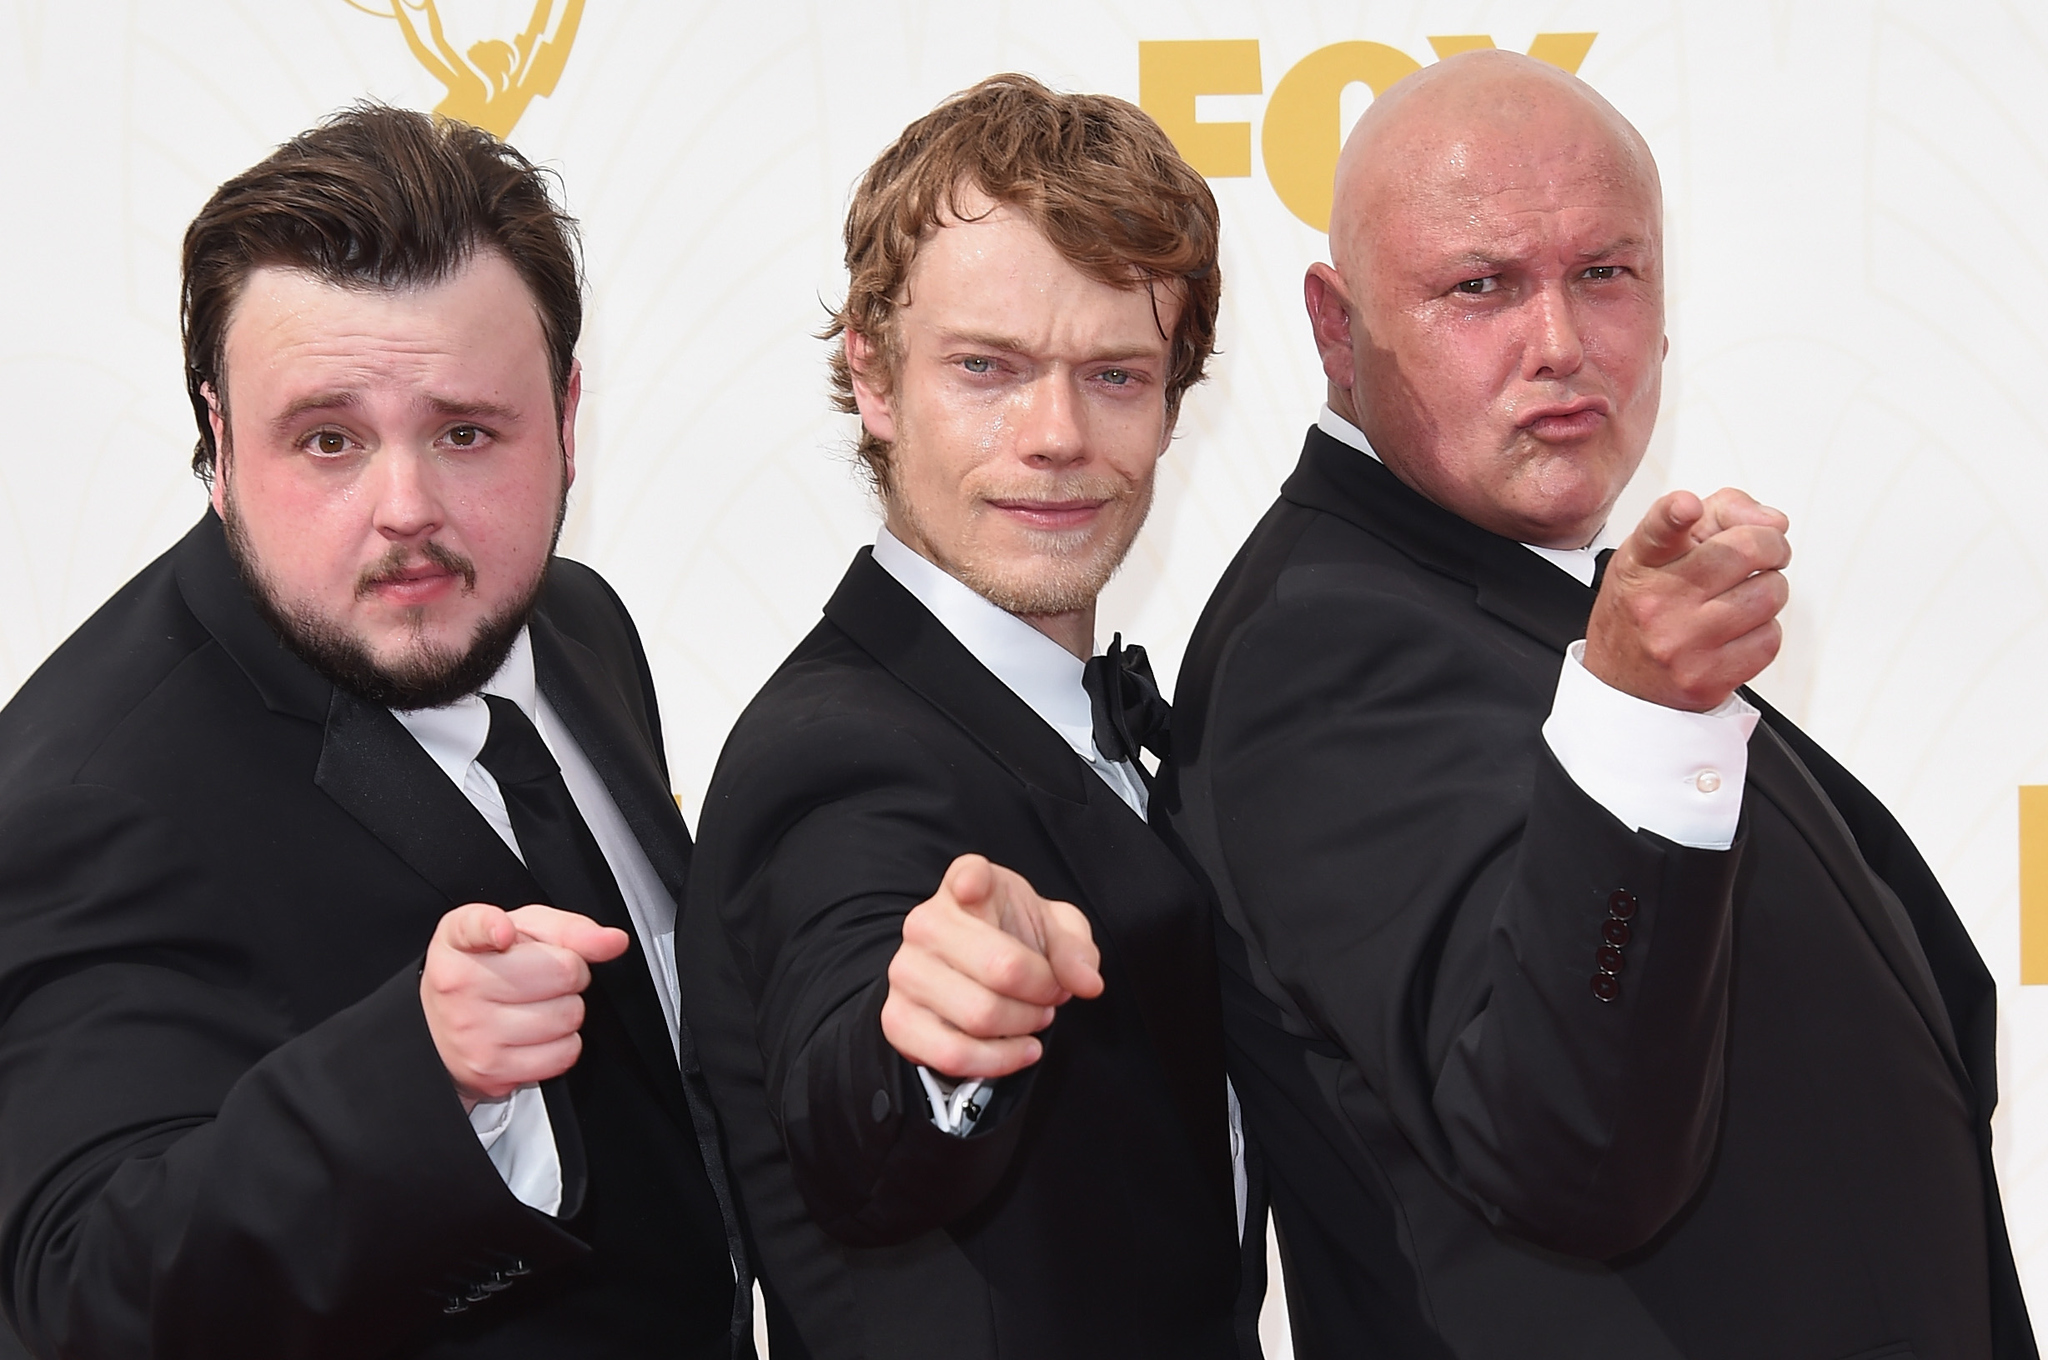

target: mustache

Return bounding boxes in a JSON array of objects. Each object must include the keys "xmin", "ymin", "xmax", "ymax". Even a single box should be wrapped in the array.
[
  {"xmin": 973, "ymin": 472, "xmax": 1135, "ymax": 505},
  {"xmin": 354, "ymin": 540, "xmax": 478, "ymax": 598}
]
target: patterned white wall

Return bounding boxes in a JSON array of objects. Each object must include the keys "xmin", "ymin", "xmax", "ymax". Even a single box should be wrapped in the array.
[{"xmin": 4, "ymin": 2, "xmax": 2045, "ymax": 1351}]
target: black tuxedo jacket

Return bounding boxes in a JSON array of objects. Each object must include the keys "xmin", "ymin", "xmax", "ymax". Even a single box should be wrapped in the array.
[
  {"xmin": 0, "ymin": 513, "xmax": 749, "ymax": 1359},
  {"xmin": 1162, "ymin": 427, "xmax": 2035, "ymax": 1360},
  {"xmin": 679, "ymin": 549, "xmax": 1252, "ymax": 1360}
]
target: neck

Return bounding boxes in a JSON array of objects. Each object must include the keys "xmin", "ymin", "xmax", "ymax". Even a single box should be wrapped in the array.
[{"xmin": 1018, "ymin": 606, "xmax": 1094, "ymax": 660}]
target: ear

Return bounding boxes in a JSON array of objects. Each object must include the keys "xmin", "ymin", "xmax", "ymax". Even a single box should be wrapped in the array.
[
  {"xmin": 844, "ymin": 329, "xmax": 898, "ymax": 446},
  {"xmin": 1304, "ymin": 263, "xmax": 1360, "ymax": 393},
  {"xmin": 559, "ymin": 359, "xmax": 583, "ymax": 490},
  {"xmin": 203, "ymin": 384, "xmax": 230, "ymax": 518}
]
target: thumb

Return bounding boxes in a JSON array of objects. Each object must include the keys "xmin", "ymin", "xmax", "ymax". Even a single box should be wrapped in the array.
[
  {"xmin": 1631, "ymin": 491, "xmax": 1705, "ymax": 569},
  {"xmin": 506, "ymin": 904, "xmax": 631, "ymax": 963},
  {"xmin": 443, "ymin": 902, "xmax": 517, "ymax": 955},
  {"xmin": 1041, "ymin": 900, "xmax": 1104, "ymax": 1000},
  {"xmin": 942, "ymin": 853, "xmax": 997, "ymax": 915}
]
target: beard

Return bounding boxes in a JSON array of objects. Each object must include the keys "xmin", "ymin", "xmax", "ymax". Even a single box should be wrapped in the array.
[
  {"xmin": 892, "ymin": 465, "xmax": 1155, "ymax": 618},
  {"xmin": 221, "ymin": 482, "xmax": 564, "ymax": 712}
]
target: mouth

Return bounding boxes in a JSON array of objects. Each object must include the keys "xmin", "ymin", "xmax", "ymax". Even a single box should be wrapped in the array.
[
  {"xmin": 984, "ymin": 498, "xmax": 1110, "ymax": 532},
  {"xmin": 1518, "ymin": 397, "xmax": 1611, "ymax": 442},
  {"xmin": 363, "ymin": 564, "xmax": 464, "ymax": 607}
]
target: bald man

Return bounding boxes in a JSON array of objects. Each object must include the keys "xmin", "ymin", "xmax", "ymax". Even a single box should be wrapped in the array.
[{"xmin": 1162, "ymin": 50, "xmax": 2034, "ymax": 1360}]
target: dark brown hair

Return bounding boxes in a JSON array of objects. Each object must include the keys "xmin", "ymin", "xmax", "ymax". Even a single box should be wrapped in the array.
[
  {"xmin": 180, "ymin": 103, "xmax": 582, "ymax": 482},
  {"xmin": 826, "ymin": 74, "xmax": 1223, "ymax": 493}
]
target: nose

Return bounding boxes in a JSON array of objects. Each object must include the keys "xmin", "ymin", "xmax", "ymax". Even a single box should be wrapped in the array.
[
  {"xmin": 371, "ymin": 445, "xmax": 447, "ymax": 543},
  {"xmin": 1016, "ymin": 372, "xmax": 1088, "ymax": 470},
  {"xmin": 1524, "ymin": 282, "xmax": 1586, "ymax": 381}
]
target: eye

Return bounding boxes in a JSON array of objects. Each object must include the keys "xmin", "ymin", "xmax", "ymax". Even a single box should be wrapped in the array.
[
  {"xmin": 447, "ymin": 425, "xmax": 482, "ymax": 447},
  {"xmin": 1453, "ymin": 277, "xmax": 1499, "ymax": 296},
  {"xmin": 311, "ymin": 430, "xmax": 348, "ymax": 456},
  {"xmin": 960, "ymin": 356, "xmax": 994, "ymax": 375},
  {"xmin": 1099, "ymin": 368, "xmax": 1131, "ymax": 386},
  {"xmin": 1583, "ymin": 265, "xmax": 1622, "ymax": 281}
]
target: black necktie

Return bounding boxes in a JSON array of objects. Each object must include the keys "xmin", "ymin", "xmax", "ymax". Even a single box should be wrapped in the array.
[
  {"xmin": 1082, "ymin": 633, "xmax": 1172, "ymax": 764},
  {"xmin": 476, "ymin": 694, "xmax": 629, "ymax": 929}
]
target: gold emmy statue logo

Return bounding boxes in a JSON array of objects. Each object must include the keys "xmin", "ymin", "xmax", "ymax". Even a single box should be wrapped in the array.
[{"xmin": 347, "ymin": 0, "xmax": 584, "ymax": 137}]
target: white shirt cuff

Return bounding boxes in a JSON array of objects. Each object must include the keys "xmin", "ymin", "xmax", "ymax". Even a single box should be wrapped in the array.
[
  {"xmin": 469, "ymin": 1083, "xmax": 564, "ymax": 1216},
  {"xmin": 915, "ymin": 1067, "xmax": 991, "ymax": 1136},
  {"xmin": 1541, "ymin": 640, "xmax": 1759, "ymax": 851}
]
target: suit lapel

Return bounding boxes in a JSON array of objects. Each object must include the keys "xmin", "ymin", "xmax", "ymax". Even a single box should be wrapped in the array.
[
  {"xmin": 825, "ymin": 551, "xmax": 1234, "ymax": 1209},
  {"xmin": 315, "ymin": 685, "xmax": 549, "ymax": 913},
  {"xmin": 1743, "ymin": 720, "xmax": 1967, "ymax": 1080}
]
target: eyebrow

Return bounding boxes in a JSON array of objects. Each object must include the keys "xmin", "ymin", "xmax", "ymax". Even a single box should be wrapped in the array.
[
  {"xmin": 938, "ymin": 330, "xmax": 1166, "ymax": 363},
  {"xmin": 269, "ymin": 391, "xmax": 523, "ymax": 432}
]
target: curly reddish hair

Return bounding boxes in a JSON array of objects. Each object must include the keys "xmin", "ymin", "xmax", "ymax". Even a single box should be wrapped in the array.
[{"xmin": 825, "ymin": 73, "xmax": 1222, "ymax": 494}]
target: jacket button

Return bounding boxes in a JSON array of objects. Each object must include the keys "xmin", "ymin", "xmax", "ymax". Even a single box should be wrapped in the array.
[
  {"xmin": 1591, "ymin": 974, "xmax": 1621, "ymax": 1002},
  {"xmin": 1601, "ymin": 918, "xmax": 1632, "ymax": 947},
  {"xmin": 871, "ymin": 1089, "xmax": 891, "ymax": 1123},
  {"xmin": 1596, "ymin": 945, "xmax": 1626, "ymax": 975},
  {"xmin": 1607, "ymin": 889, "xmax": 1638, "ymax": 919}
]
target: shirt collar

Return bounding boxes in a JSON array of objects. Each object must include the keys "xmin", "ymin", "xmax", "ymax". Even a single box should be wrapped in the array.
[
  {"xmin": 870, "ymin": 527, "xmax": 1100, "ymax": 760},
  {"xmin": 1316, "ymin": 403, "xmax": 1616, "ymax": 587},
  {"xmin": 387, "ymin": 626, "xmax": 538, "ymax": 785}
]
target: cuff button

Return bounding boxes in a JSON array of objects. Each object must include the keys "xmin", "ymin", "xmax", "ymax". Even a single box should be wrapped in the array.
[
  {"xmin": 1607, "ymin": 890, "xmax": 1638, "ymax": 919},
  {"xmin": 1601, "ymin": 917, "xmax": 1633, "ymax": 947},
  {"xmin": 1591, "ymin": 974, "xmax": 1621, "ymax": 1002}
]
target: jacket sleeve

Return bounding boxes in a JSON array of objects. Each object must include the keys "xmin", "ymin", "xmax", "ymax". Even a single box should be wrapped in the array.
[
  {"xmin": 0, "ymin": 782, "xmax": 585, "ymax": 1360},
  {"xmin": 1194, "ymin": 575, "xmax": 1742, "ymax": 1258},
  {"xmin": 697, "ymin": 707, "xmax": 1037, "ymax": 1248}
]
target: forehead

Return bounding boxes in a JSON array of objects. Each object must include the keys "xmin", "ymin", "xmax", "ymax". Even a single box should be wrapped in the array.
[
  {"xmin": 221, "ymin": 252, "xmax": 549, "ymax": 386},
  {"xmin": 900, "ymin": 199, "xmax": 1177, "ymax": 345},
  {"xmin": 1366, "ymin": 109, "xmax": 1660, "ymax": 263}
]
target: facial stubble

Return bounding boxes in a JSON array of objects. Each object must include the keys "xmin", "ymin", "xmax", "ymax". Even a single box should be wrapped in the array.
[{"xmin": 220, "ymin": 461, "xmax": 568, "ymax": 711}]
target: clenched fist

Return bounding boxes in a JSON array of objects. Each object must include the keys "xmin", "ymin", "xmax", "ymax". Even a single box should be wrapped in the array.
[
  {"xmin": 420, "ymin": 902, "xmax": 630, "ymax": 1111},
  {"xmin": 881, "ymin": 854, "xmax": 1104, "ymax": 1081},
  {"xmin": 1584, "ymin": 487, "xmax": 1791, "ymax": 712}
]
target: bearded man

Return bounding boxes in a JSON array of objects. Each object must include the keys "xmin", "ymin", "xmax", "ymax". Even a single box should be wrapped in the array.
[
  {"xmin": 679, "ymin": 75, "xmax": 1257, "ymax": 1360},
  {"xmin": 0, "ymin": 107, "xmax": 749, "ymax": 1359}
]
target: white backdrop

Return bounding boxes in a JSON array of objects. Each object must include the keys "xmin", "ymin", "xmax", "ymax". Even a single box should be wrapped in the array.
[{"xmin": 6, "ymin": 1, "xmax": 2048, "ymax": 1349}]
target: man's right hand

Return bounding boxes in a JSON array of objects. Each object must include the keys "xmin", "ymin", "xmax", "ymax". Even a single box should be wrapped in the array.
[
  {"xmin": 881, "ymin": 853, "xmax": 1104, "ymax": 1082},
  {"xmin": 1584, "ymin": 488, "xmax": 1792, "ymax": 712},
  {"xmin": 420, "ymin": 903, "xmax": 630, "ymax": 1112}
]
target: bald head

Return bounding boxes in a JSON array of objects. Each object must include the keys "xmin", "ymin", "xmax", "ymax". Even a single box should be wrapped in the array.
[
  {"xmin": 1303, "ymin": 49, "xmax": 1667, "ymax": 549},
  {"xmin": 1330, "ymin": 50, "xmax": 1660, "ymax": 279}
]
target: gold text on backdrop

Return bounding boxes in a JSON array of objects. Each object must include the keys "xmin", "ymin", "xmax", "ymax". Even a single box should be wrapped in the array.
[{"xmin": 1139, "ymin": 34, "xmax": 1597, "ymax": 231}]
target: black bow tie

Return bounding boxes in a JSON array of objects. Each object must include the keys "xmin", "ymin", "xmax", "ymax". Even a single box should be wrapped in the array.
[
  {"xmin": 1593, "ymin": 546, "xmax": 1617, "ymax": 592},
  {"xmin": 1082, "ymin": 633, "xmax": 1171, "ymax": 764}
]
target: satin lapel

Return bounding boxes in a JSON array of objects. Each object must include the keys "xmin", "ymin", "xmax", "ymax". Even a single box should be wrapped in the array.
[
  {"xmin": 1279, "ymin": 427, "xmax": 1596, "ymax": 652},
  {"xmin": 1030, "ymin": 783, "xmax": 1236, "ymax": 1231},
  {"xmin": 314, "ymin": 688, "xmax": 546, "ymax": 911},
  {"xmin": 825, "ymin": 551, "xmax": 1232, "ymax": 1217},
  {"xmin": 823, "ymin": 550, "xmax": 1090, "ymax": 804},
  {"xmin": 527, "ymin": 612, "xmax": 694, "ymax": 1124},
  {"xmin": 1744, "ymin": 721, "xmax": 1967, "ymax": 1081}
]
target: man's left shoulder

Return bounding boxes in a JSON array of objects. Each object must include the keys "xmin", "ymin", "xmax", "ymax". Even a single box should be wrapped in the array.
[{"xmin": 536, "ymin": 556, "xmax": 646, "ymax": 672}]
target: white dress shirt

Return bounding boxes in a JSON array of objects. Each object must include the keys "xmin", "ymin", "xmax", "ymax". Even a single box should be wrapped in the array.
[
  {"xmin": 1315, "ymin": 406, "xmax": 1759, "ymax": 849},
  {"xmin": 870, "ymin": 529, "xmax": 1250, "ymax": 1238},
  {"xmin": 390, "ymin": 627, "xmax": 685, "ymax": 1217}
]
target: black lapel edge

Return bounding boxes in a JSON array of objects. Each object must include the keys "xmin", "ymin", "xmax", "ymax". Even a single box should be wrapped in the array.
[
  {"xmin": 1743, "ymin": 719, "xmax": 1968, "ymax": 1082},
  {"xmin": 1280, "ymin": 425, "xmax": 1597, "ymax": 653},
  {"xmin": 822, "ymin": 549, "xmax": 1091, "ymax": 805},
  {"xmin": 172, "ymin": 511, "xmax": 332, "ymax": 724},
  {"xmin": 313, "ymin": 687, "xmax": 545, "ymax": 912},
  {"xmin": 528, "ymin": 610, "xmax": 693, "ymax": 907}
]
